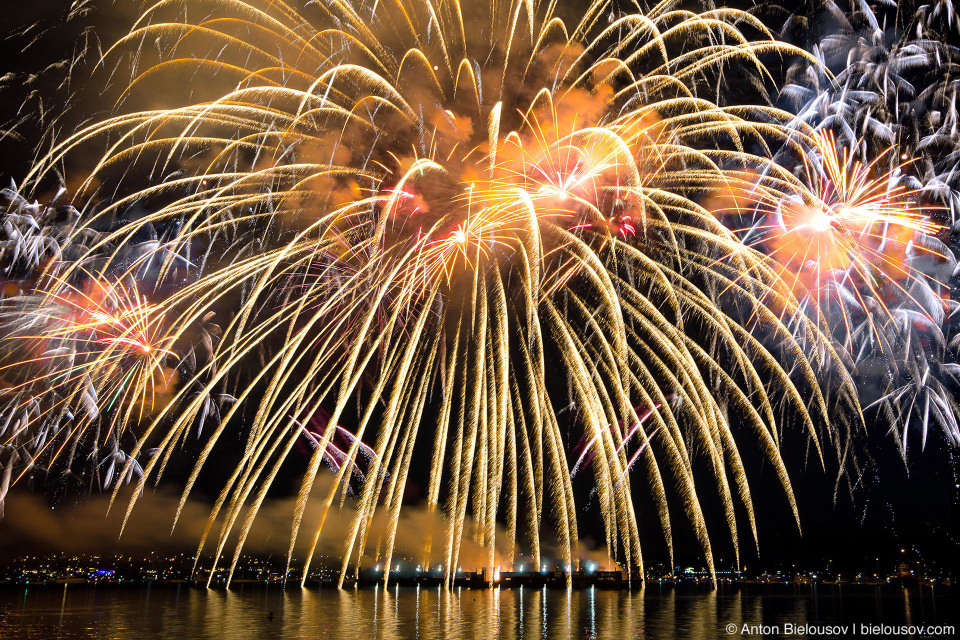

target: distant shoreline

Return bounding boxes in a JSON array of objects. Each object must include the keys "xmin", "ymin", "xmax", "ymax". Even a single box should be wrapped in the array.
[{"xmin": 0, "ymin": 579, "xmax": 951, "ymax": 592}]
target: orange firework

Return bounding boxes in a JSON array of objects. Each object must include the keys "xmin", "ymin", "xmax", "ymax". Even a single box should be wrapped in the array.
[
  {"xmin": 0, "ymin": 271, "xmax": 177, "ymax": 473},
  {"xmin": 15, "ymin": 0, "xmax": 858, "ymax": 589},
  {"xmin": 728, "ymin": 131, "xmax": 946, "ymax": 333}
]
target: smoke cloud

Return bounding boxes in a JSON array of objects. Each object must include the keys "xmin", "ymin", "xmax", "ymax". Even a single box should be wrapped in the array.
[
  {"xmin": 0, "ymin": 476, "xmax": 614, "ymax": 570},
  {"xmin": 0, "ymin": 478, "xmax": 504, "ymax": 569}
]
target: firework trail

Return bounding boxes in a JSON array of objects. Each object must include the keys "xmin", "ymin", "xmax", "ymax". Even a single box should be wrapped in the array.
[{"xmin": 11, "ymin": 0, "xmax": 864, "ymax": 585}]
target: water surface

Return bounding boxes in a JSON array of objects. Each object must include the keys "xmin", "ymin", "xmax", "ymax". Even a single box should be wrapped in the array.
[{"xmin": 0, "ymin": 583, "xmax": 950, "ymax": 639}]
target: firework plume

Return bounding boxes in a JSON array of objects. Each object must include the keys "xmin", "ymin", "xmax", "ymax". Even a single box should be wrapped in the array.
[{"xmin": 7, "ymin": 0, "xmax": 865, "ymax": 585}]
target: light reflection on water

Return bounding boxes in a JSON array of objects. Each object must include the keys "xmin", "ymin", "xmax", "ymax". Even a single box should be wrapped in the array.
[{"xmin": 0, "ymin": 583, "xmax": 949, "ymax": 639}]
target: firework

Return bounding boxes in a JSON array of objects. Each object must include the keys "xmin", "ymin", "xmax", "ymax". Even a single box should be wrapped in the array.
[
  {"xmin": 726, "ymin": 130, "xmax": 942, "ymax": 324},
  {"xmin": 714, "ymin": 128, "xmax": 959, "ymax": 448},
  {"xmin": 771, "ymin": 0, "xmax": 960, "ymax": 454},
  {"xmin": 0, "ymin": 268, "xmax": 178, "ymax": 507},
  {"xmin": 15, "ymin": 0, "xmax": 861, "ymax": 586}
]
